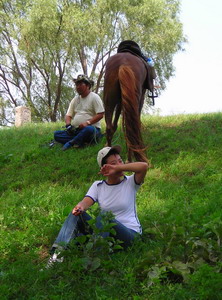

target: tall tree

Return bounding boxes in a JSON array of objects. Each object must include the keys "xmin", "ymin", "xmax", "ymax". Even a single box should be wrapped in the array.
[{"xmin": 0, "ymin": 0, "xmax": 185, "ymax": 125}]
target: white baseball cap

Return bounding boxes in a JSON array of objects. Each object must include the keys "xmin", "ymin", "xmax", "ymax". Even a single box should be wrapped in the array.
[{"xmin": 97, "ymin": 145, "xmax": 121, "ymax": 167}]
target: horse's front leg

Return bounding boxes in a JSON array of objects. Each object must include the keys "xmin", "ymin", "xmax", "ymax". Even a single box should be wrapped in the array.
[
  {"xmin": 105, "ymin": 103, "xmax": 121, "ymax": 146},
  {"xmin": 113, "ymin": 103, "xmax": 121, "ymax": 134}
]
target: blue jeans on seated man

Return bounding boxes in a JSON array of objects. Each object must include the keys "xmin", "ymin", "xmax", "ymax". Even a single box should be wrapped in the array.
[
  {"xmin": 54, "ymin": 126, "xmax": 102, "ymax": 150},
  {"xmin": 51, "ymin": 211, "xmax": 139, "ymax": 253}
]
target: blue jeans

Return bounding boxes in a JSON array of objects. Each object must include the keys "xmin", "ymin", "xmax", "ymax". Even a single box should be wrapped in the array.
[
  {"xmin": 54, "ymin": 126, "xmax": 102, "ymax": 147},
  {"xmin": 51, "ymin": 212, "xmax": 139, "ymax": 251}
]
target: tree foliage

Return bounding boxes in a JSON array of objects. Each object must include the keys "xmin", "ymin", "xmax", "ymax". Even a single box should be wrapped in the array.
[{"xmin": 0, "ymin": 0, "xmax": 185, "ymax": 124}]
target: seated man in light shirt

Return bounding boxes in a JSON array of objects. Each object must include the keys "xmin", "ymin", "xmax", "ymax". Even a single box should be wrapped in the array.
[{"xmin": 54, "ymin": 74, "xmax": 104, "ymax": 150}]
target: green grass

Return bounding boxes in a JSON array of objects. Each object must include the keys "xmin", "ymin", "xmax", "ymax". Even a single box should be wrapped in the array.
[{"xmin": 1, "ymin": 113, "xmax": 222, "ymax": 299}]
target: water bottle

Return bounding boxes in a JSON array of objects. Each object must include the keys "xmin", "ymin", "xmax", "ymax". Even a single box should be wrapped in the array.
[
  {"xmin": 147, "ymin": 58, "xmax": 154, "ymax": 67},
  {"xmin": 147, "ymin": 58, "xmax": 156, "ymax": 79}
]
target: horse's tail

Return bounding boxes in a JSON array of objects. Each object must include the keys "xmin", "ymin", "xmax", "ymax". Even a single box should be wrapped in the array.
[{"xmin": 118, "ymin": 65, "xmax": 148, "ymax": 162}]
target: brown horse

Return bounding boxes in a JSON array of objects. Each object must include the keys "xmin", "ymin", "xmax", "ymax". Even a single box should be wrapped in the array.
[{"xmin": 103, "ymin": 52, "xmax": 153, "ymax": 162}]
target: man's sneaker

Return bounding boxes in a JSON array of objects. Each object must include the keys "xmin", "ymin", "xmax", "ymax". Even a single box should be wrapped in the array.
[
  {"xmin": 72, "ymin": 144, "xmax": 80, "ymax": 148},
  {"xmin": 39, "ymin": 140, "xmax": 57, "ymax": 149},
  {"xmin": 62, "ymin": 142, "xmax": 72, "ymax": 151},
  {"xmin": 49, "ymin": 140, "xmax": 56, "ymax": 148},
  {"xmin": 62, "ymin": 142, "xmax": 80, "ymax": 150},
  {"xmin": 45, "ymin": 252, "xmax": 64, "ymax": 269}
]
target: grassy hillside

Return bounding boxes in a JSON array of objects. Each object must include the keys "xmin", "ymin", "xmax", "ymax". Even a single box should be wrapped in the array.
[{"xmin": 1, "ymin": 113, "xmax": 222, "ymax": 299}]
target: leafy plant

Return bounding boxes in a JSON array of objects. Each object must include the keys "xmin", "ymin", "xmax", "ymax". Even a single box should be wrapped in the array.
[{"xmin": 67, "ymin": 209, "xmax": 123, "ymax": 272}]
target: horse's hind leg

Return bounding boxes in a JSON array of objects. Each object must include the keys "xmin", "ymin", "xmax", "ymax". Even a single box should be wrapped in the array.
[
  {"xmin": 104, "ymin": 69, "xmax": 121, "ymax": 146},
  {"xmin": 105, "ymin": 104, "xmax": 115, "ymax": 147}
]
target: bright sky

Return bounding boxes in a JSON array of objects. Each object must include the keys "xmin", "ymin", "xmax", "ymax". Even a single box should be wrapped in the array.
[{"xmin": 154, "ymin": 0, "xmax": 222, "ymax": 116}]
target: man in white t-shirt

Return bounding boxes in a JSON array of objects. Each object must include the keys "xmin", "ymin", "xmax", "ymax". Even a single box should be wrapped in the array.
[
  {"xmin": 54, "ymin": 74, "xmax": 104, "ymax": 150},
  {"xmin": 47, "ymin": 146, "xmax": 148, "ymax": 267}
]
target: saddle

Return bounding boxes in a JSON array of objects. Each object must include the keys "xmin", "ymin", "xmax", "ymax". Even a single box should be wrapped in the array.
[
  {"xmin": 117, "ymin": 40, "xmax": 145, "ymax": 58},
  {"xmin": 117, "ymin": 40, "xmax": 156, "ymax": 94}
]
